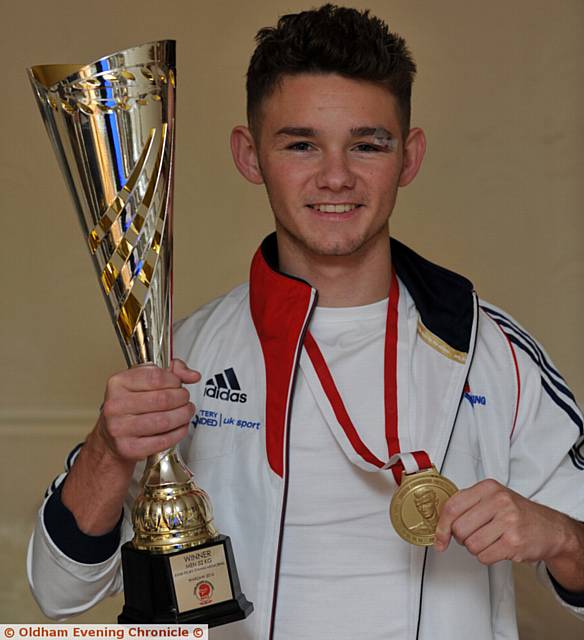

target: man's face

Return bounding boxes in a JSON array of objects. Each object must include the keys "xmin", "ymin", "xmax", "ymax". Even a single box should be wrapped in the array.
[{"xmin": 248, "ymin": 73, "xmax": 418, "ymax": 259}]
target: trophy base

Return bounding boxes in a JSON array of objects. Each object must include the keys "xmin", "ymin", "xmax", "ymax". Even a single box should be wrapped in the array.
[{"xmin": 118, "ymin": 534, "xmax": 253, "ymax": 626}]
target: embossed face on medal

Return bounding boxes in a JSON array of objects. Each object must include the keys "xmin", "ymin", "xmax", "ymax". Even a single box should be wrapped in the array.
[
  {"xmin": 390, "ymin": 467, "xmax": 458, "ymax": 546},
  {"xmin": 28, "ymin": 41, "xmax": 176, "ymax": 367}
]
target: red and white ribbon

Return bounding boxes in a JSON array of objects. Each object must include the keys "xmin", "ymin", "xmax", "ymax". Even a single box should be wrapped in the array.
[{"xmin": 304, "ymin": 271, "xmax": 433, "ymax": 484}]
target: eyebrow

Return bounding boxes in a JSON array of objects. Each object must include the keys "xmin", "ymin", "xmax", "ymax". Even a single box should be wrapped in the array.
[
  {"xmin": 274, "ymin": 126, "xmax": 394, "ymax": 138},
  {"xmin": 275, "ymin": 127, "xmax": 317, "ymax": 137},
  {"xmin": 351, "ymin": 127, "xmax": 393, "ymax": 139}
]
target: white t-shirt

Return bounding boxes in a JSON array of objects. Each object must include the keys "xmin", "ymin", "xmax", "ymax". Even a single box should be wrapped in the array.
[{"xmin": 274, "ymin": 299, "xmax": 411, "ymax": 640}]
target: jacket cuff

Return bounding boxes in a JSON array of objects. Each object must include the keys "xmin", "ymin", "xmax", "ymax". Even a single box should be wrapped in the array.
[
  {"xmin": 547, "ymin": 569, "xmax": 584, "ymax": 607},
  {"xmin": 43, "ymin": 483, "xmax": 123, "ymax": 564}
]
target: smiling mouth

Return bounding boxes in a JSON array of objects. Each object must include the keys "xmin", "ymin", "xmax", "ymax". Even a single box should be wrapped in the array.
[{"xmin": 307, "ymin": 203, "xmax": 362, "ymax": 213}]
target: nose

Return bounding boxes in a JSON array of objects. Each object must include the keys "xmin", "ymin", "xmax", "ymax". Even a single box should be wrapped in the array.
[{"xmin": 315, "ymin": 150, "xmax": 356, "ymax": 191}]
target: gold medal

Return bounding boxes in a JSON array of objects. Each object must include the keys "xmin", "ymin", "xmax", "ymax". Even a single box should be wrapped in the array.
[{"xmin": 390, "ymin": 466, "xmax": 458, "ymax": 546}]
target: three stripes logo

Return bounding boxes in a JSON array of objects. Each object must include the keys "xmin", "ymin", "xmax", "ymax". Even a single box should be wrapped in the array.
[
  {"xmin": 482, "ymin": 304, "xmax": 584, "ymax": 471},
  {"xmin": 204, "ymin": 367, "xmax": 247, "ymax": 403}
]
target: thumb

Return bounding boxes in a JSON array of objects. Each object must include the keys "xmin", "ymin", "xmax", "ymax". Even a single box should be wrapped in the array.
[{"xmin": 171, "ymin": 358, "xmax": 201, "ymax": 383}]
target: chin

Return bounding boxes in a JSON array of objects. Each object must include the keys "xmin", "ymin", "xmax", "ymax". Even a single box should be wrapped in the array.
[
  {"xmin": 301, "ymin": 235, "xmax": 372, "ymax": 258},
  {"xmin": 302, "ymin": 223, "xmax": 390, "ymax": 257},
  {"xmin": 277, "ymin": 218, "xmax": 389, "ymax": 260}
]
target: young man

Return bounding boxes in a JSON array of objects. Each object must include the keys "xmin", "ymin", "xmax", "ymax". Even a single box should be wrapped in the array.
[{"xmin": 28, "ymin": 5, "xmax": 584, "ymax": 639}]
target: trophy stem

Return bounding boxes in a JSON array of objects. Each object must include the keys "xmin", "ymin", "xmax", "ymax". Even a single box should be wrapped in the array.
[{"xmin": 132, "ymin": 447, "xmax": 219, "ymax": 553}]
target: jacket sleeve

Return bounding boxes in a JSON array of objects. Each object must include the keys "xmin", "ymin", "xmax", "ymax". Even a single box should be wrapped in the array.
[
  {"xmin": 26, "ymin": 301, "xmax": 226, "ymax": 618},
  {"xmin": 26, "ymin": 445, "xmax": 133, "ymax": 619},
  {"xmin": 26, "ymin": 300, "xmax": 231, "ymax": 618},
  {"xmin": 483, "ymin": 304, "xmax": 584, "ymax": 616}
]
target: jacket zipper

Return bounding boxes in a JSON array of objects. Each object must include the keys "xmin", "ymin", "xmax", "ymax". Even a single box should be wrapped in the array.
[
  {"xmin": 267, "ymin": 289, "xmax": 318, "ymax": 640},
  {"xmin": 414, "ymin": 292, "xmax": 480, "ymax": 640}
]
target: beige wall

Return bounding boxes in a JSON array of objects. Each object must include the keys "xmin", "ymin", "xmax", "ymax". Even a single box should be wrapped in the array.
[{"xmin": 1, "ymin": 0, "xmax": 583, "ymax": 635}]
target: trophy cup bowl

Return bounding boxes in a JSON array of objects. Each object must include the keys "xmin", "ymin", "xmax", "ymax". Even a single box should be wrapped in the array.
[{"xmin": 28, "ymin": 41, "xmax": 252, "ymax": 625}]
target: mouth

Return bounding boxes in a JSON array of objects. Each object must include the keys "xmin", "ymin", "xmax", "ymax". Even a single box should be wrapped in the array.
[{"xmin": 306, "ymin": 203, "xmax": 363, "ymax": 213}]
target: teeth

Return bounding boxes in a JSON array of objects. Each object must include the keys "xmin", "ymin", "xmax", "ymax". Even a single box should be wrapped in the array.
[{"xmin": 312, "ymin": 204, "xmax": 358, "ymax": 213}]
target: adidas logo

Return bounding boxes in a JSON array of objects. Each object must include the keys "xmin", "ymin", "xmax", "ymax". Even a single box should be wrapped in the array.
[{"xmin": 204, "ymin": 367, "xmax": 247, "ymax": 403}]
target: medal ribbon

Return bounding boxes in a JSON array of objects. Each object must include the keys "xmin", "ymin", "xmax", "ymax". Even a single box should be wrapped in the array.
[{"xmin": 304, "ymin": 270, "xmax": 431, "ymax": 484}]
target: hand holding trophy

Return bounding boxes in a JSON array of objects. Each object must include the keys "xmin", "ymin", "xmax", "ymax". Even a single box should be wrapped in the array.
[{"xmin": 28, "ymin": 41, "xmax": 252, "ymax": 625}]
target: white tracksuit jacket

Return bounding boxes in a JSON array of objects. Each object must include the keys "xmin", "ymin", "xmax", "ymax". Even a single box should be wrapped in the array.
[{"xmin": 28, "ymin": 235, "xmax": 584, "ymax": 639}]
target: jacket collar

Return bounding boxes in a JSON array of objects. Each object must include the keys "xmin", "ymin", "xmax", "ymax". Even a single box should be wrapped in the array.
[
  {"xmin": 391, "ymin": 238, "xmax": 474, "ymax": 353},
  {"xmin": 251, "ymin": 232, "xmax": 475, "ymax": 354},
  {"xmin": 248, "ymin": 233, "xmax": 315, "ymax": 478}
]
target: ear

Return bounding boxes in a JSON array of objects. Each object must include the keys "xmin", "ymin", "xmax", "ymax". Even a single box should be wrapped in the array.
[
  {"xmin": 399, "ymin": 127, "xmax": 426, "ymax": 187},
  {"xmin": 230, "ymin": 125, "xmax": 264, "ymax": 185}
]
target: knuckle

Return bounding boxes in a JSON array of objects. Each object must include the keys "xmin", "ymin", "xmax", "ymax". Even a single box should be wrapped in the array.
[
  {"xmin": 441, "ymin": 501, "xmax": 456, "ymax": 518},
  {"xmin": 176, "ymin": 406, "xmax": 194, "ymax": 426},
  {"xmin": 494, "ymin": 491, "xmax": 513, "ymax": 510},
  {"xmin": 505, "ymin": 531, "xmax": 522, "ymax": 550},
  {"xmin": 115, "ymin": 441, "xmax": 133, "ymax": 459},
  {"xmin": 466, "ymin": 539, "xmax": 479, "ymax": 555},
  {"xmin": 464, "ymin": 540, "xmax": 479, "ymax": 556},
  {"xmin": 504, "ymin": 510, "xmax": 520, "ymax": 527},
  {"xmin": 481, "ymin": 478, "xmax": 500, "ymax": 492},
  {"xmin": 451, "ymin": 521, "xmax": 464, "ymax": 540},
  {"xmin": 107, "ymin": 420, "xmax": 124, "ymax": 439},
  {"xmin": 185, "ymin": 402, "xmax": 196, "ymax": 418},
  {"xmin": 106, "ymin": 372, "xmax": 122, "ymax": 391},
  {"xmin": 108, "ymin": 369, "xmax": 134, "ymax": 393},
  {"xmin": 101, "ymin": 399, "xmax": 117, "ymax": 419},
  {"xmin": 513, "ymin": 552, "xmax": 525, "ymax": 563}
]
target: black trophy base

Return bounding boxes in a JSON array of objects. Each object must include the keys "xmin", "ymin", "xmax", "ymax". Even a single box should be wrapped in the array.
[{"xmin": 118, "ymin": 534, "xmax": 253, "ymax": 626}]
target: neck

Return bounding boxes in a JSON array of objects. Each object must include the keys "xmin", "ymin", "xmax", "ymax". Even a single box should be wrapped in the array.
[{"xmin": 277, "ymin": 232, "xmax": 392, "ymax": 307}]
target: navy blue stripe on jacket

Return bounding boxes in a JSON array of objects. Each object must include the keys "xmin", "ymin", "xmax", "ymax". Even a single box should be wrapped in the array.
[{"xmin": 482, "ymin": 305, "xmax": 584, "ymax": 471}]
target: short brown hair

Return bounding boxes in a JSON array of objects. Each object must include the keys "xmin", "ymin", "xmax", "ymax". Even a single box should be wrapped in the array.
[{"xmin": 246, "ymin": 4, "xmax": 417, "ymax": 137}]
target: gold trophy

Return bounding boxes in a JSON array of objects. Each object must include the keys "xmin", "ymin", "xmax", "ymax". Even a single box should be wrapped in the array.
[{"xmin": 28, "ymin": 41, "xmax": 252, "ymax": 625}]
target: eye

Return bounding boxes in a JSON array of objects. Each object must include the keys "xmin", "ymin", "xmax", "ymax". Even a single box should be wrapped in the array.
[
  {"xmin": 286, "ymin": 141, "xmax": 314, "ymax": 152},
  {"xmin": 353, "ymin": 143, "xmax": 383, "ymax": 153}
]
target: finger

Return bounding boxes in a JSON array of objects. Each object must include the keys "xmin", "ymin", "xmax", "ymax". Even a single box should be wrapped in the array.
[
  {"xmin": 109, "ymin": 403, "xmax": 196, "ymax": 439},
  {"xmin": 108, "ymin": 365, "xmax": 182, "ymax": 394},
  {"xmin": 475, "ymin": 537, "xmax": 514, "ymax": 566},
  {"xmin": 120, "ymin": 424, "xmax": 191, "ymax": 460},
  {"xmin": 435, "ymin": 479, "xmax": 506, "ymax": 549},
  {"xmin": 435, "ymin": 487, "xmax": 483, "ymax": 549},
  {"xmin": 462, "ymin": 520, "xmax": 505, "ymax": 558},
  {"xmin": 447, "ymin": 499, "xmax": 500, "ymax": 546},
  {"xmin": 171, "ymin": 359, "xmax": 201, "ymax": 383},
  {"xmin": 103, "ymin": 387, "xmax": 191, "ymax": 417}
]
